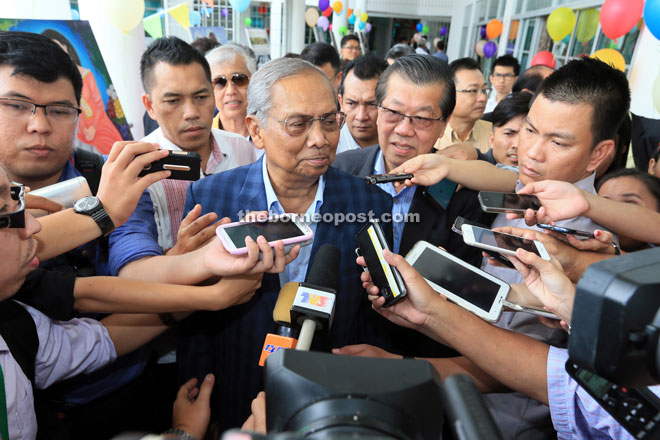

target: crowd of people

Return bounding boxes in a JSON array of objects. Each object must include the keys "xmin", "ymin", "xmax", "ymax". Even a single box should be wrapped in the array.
[{"xmin": 1, "ymin": 27, "xmax": 659, "ymax": 440}]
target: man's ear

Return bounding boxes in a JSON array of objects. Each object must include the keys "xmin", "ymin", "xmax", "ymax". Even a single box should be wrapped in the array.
[
  {"xmin": 246, "ymin": 115, "xmax": 265, "ymax": 150},
  {"xmin": 489, "ymin": 131, "xmax": 494, "ymax": 149},
  {"xmin": 338, "ymin": 93, "xmax": 344, "ymax": 111},
  {"xmin": 142, "ymin": 93, "xmax": 156, "ymax": 120},
  {"xmin": 587, "ymin": 139, "xmax": 615, "ymax": 174}
]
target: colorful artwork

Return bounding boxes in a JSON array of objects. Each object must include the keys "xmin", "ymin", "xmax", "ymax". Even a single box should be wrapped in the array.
[{"xmin": 0, "ymin": 19, "xmax": 133, "ymax": 154}]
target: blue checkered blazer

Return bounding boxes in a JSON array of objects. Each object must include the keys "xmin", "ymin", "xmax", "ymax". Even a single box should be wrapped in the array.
[{"xmin": 177, "ymin": 156, "xmax": 395, "ymax": 430}]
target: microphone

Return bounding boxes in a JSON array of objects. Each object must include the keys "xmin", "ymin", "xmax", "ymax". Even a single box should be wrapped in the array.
[
  {"xmin": 291, "ymin": 245, "xmax": 340, "ymax": 351},
  {"xmin": 259, "ymin": 282, "xmax": 299, "ymax": 366}
]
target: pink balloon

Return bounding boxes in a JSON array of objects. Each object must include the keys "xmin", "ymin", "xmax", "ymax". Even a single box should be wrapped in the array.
[
  {"xmin": 531, "ymin": 51, "xmax": 556, "ymax": 69},
  {"xmin": 328, "ymin": 23, "xmax": 333, "ymax": 31},
  {"xmin": 600, "ymin": 0, "xmax": 644, "ymax": 40}
]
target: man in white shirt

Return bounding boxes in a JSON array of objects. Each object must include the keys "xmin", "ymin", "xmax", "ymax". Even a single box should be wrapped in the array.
[{"xmin": 485, "ymin": 55, "xmax": 520, "ymax": 113}]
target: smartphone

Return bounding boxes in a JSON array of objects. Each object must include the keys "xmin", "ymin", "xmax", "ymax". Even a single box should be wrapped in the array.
[
  {"xmin": 139, "ymin": 150, "xmax": 201, "ymax": 181},
  {"xmin": 452, "ymin": 217, "xmax": 514, "ymax": 269},
  {"xmin": 355, "ymin": 220, "xmax": 407, "ymax": 307},
  {"xmin": 537, "ymin": 223, "xmax": 595, "ymax": 239},
  {"xmin": 503, "ymin": 300, "xmax": 558, "ymax": 319},
  {"xmin": 365, "ymin": 173, "xmax": 414, "ymax": 185},
  {"xmin": 404, "ymin": 241, "xmax": 509, "ymax": 322},
  {"xmin": 478, "ymin": 191, "xmax": 542, "ymax": 214},
  {"xmin": 461, "ymin": 224, "xmax": 551, "ymax": 261},
  {"xmin": 424, "ymin": 179, "xmax": 458, "ymax": 211},
  {"xmin": 216, "ymin": 214, "xmax": 313, "ymax": 255}
]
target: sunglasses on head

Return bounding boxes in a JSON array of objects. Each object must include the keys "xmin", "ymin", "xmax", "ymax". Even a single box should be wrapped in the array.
[{"xmin": 212, "ymin": 73, "xmax": 250, "ymax": 89}]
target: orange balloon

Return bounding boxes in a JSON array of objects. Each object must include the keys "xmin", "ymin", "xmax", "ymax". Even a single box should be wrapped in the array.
[
  {"xmin": 486, "ymin": 19, "xmax": 503, "ymax": 39},
  {"xmin": 347, "ymin": 7, "xmax": 352, "ymax": 17},
  {"xmin": 509, "ymin": 20, "xmax": 520, "ymax": 40}
]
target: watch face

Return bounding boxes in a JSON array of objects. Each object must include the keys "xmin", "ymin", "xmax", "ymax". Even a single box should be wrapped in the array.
[{"xmin": 76, "ymin": 196, "xmax": 99, "ymax": 211}]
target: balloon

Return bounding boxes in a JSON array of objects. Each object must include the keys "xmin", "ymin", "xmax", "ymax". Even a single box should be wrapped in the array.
[
  {"xmin": 653, "ymin": 71, "xmax": 660, "ymax": 114},
  {"xmin": 508, "ymin": 20, "xmax": 519, "ymax": 40},
  {"xmin": 422, "ymin": 25, "xmax": 429, "ymax": 34},
  {"xmin": 358, "ymin": 21, "xmax": 365, "ymax": 30},
  {"xmin": 645, "ymin": 0, "xmax": 660, "ymax": 41},
  {"xmin": 348, "ymin": 14, "xmax": 356, "ymax": 25},
  {"xmin": 244, "ymin": 17, "xmax": 252, "ymax": 26},
  {"xmin": 530, "ymin": 51, "xmax": 556, "ymax": 69},
  {"xmin": 229, "ymin": 0, "xmax": 251, "ymax": 14},
  {"xmin": 416, "ymin": 23, "xmax": 423, "ymax": 32},
  {"xmin": 591, "ymin": 48, "xmax": 625, "ymax": 72},
  {"xmin": 546, "ymin": 7, "xmax": 576, "ymax": 42},
  {"xmin": 360, "ymin": 12, "xmax": 368, "ymax": 22},
  {"xmin": 338, "ymin": 25, "xmax": 348, "ymax": 36},
  {"xmin": 328, "ymin": 24, "xmax": 333, "ymax": 31},
  {"xmin": 486, "ymin": 19, "xmax": 503, "ymax": 39},
  {"xmin": 317, "ymin": 15, "xmax": 329, "ymax": 31},
  {"xmin": 318, "ymin": 0, "xmax": 329, "ymax": 10},
  {"xmin": 601, "ymin": 0, "xmax": 644, "ymax": 40},
  {"xmin": 333, "ymin": 1, "xmax": 342, "ymax": 14},
  {"xmin": 474, "ymin": 39, "xmax": 487, "ymax": 57},
  {"xmin": 347, "ymin": 8, "xmax": 352, "ymax": 17},
  {"xmin": 576, "ymin": 8, "xmax": 599, "ymax": 43},
  {"xmin": 608, "ymin": 41, "xmax": 619, "ymax": 49},
  {"xmin": 305, "ymin": 8, "xmax": 319, "ymax": 27},
  {"xmin": 322, "ymin": 7, "xmax": 332, "ymax": 17},
  {"xmin": 190, "ymin": 10, "xmax": 202, "ymax": 26},
  {"xmin": 221, "ymin": 7, "xmax": 228, "ymax": 17},
  {"xmin": 440, "ymin": 26, "xmax": 447, "ymax": 37},
  {"xmin": 102, "ymin": 0, "xmax": 145, "ymax": 32},
  {"xmin": 480, "ymin": 26, "xmax": 487, "ymax": 39},
  {"xmin": 483, "ymin": 41, "xmax": 497, "ymax": 58},
  {"xmin": 70, "ymin": 9, "xmax": 80, "ymax": 20},
  {"xmin": 366, "ymin": 22, "xmax": 372, "ymax": 33},
  {"xmin": 562, "ymin": 34, "xmax": 571, "ymax": 44}
]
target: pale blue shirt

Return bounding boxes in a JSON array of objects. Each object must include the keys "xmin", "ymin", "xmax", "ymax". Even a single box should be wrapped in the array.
[
  {"xmin": 262, "ymin": 158, "xmax": 325, "ymax": 286},
  {"xmin": 373, "ymin": 149, "xmax": 416, "ymax": 254},
  {"xmin": 336, "ymin": 123, "xmax": 361, "ymax": 155}
]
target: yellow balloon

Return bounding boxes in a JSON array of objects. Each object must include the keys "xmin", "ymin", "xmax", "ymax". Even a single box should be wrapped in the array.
[
  {"xmin": 332, "ymin": 1, "xmax": 342, "ymax": 14},
  {"xmin": 547, "ymin": 7, "xmax": 576, "ymax": 42},
  {"xmin": 360, "ymin": 12, "xmax": 368, "ymax": 22},
  {"xmin": 102, "ymin": 0, "xmax": 145, "ymax": 32},
  {"xmin": 653, "ymin": 72, "xmax": 660, "ymax": 114},
  {"xmin": 591, "ymin": 48, "xmax": 625, "ymax": 72},
  {"xmin": 305, "ymin": 8, "xmax": 320, "ymax": 28},
  {"xmin": 576, "ymin": 8, "xmax": 599, "ymax": 43}
]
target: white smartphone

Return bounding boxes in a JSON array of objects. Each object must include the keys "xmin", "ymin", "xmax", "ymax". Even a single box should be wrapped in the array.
[
  {"xmin": 461, "ymin": 224, "xmax": 551, "ymax": 261},
  {"xmin": 404, "ymin": 241, "xmax": 509, "ymax": 322},
  {"xmin": 216, "ymin": 213, "xmax": 313, "ymax": 255},
  {"xmin": 477, "ymin": 191, "xmax": 542, "ymax": 214}
]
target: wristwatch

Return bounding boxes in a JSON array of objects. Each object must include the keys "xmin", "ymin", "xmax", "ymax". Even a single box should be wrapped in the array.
[
  {"xmin": 73, "ymin": 196, "xmax": 115, "ymax": 237},
  {"xmin": 161, "ymin": 428, "xmax": 198, "ymax": 440}
]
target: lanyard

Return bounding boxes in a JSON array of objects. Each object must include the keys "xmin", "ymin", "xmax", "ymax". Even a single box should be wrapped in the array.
[{"xmin": 0, "ymin": 363, "xmax": 9, "ymax": 440}]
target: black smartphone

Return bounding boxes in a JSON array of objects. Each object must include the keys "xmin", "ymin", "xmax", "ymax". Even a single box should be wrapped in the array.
[
  {"xmin": 424, "ymin": 179, "xmax": 459, "ymax": 211},
  {"xmin": 478, "ymin": 191, "xmax": 542, "ymax": 214},
  {"xmin": 139, "ymin": 150, "xmax": 201, "ymax": 181},
  {"xmin": 355, "ymin": 220, "xmax": 407, "ymax": 307},
  {"xmin": 452, "ymin": 216, "xmax": 515, "ymax": 269},
  {"xmin": 537, "ymin": 223, "xmax": 595, "ymax": 239},
  {"xmin": 365, "ymin": 173, "xmax": 414, "ymax": 184}
]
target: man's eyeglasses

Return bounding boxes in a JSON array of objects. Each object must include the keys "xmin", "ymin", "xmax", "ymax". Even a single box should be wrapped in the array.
[
  {"xmin": 456, "ymin": 87, "xmax": 492, "ymax": 97},
  {"xmin": 491, "ymin": 73, "xmax": 516, "ymax": 79},
  {"xmin": 267, "ymin": 111, "xmax": 346, "ymax": 137},
  {"xmin": 342, "ymin": 45, "xmax": 361, "ymax": 51},
  {"xmin": 378, "ymin": 105, "xmax": 443, "ymax": 129},
  {"xmin": 0, "ymin": 98, "xmax": 81, "ymax": 124},
  {"xmin": 0, "ymin": 184, "xmax": 25, "ymax": 229},
  {"xmin": 212, "ymin": 73, "xmax": 250, "ymax": 90}
]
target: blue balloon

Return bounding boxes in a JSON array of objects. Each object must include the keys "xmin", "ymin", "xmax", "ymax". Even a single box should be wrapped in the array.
[
  {"xmin": 645, "ymin": 0, "xmax": 660, "ymax": 41},
  {"xmin": 229, "ymin": 0, "xmax": 252, "ymax": 14},
  {"xmin": 562, "ymin": 34, "xmax": 571, "ymax": 44},
  {"xmin": 190, "ymin": 10, "xmax": 202, "ymax": 26},
  {"xmin": 416, "ymin": 22, "xmax": 423, "ymax": 32},
  {"xmin": 348, "ymin": 14, "xmax": 356, "ymax": 25},
  {"xmin": 70, "ymin": 9, "xmax": 80, "ymax": 20},
  {"xmin": 358, "ymin": 21, "xmax": 365, "ymax": 30}
]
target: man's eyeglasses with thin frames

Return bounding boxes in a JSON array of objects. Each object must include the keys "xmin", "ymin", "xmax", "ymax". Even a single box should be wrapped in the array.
[
  {"xmin": 378, "ymin": 105, "xmax": 443, "ymax": 129},
  {"xmin": 266, "ymin": 111, "xmax": 346, "ymax": 137},
  {"xmin": 0, "ymin": 184, "xmax": 25, "ymax": 229},
  {"xmin": 0, "ymin": 98, "xmax": 81, "ymax": 124}
]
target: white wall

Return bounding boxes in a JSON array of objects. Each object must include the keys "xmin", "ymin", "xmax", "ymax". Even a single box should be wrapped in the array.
[
  {"xmin": 629, "ymin": 27, "xmax": 660, "ymax": 119},
  {"xmin": 4, "ymin": 0, "xmax": 72, "ymax": 20}
]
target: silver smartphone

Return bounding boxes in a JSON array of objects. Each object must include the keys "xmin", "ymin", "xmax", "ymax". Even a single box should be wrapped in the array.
[
  {"xmin": 461, "ymin": 224, "xmax": 551, "ymax": 261},
  {"xmin": 478, "ymin": 191, "xmax": 542, "ymax": 214}
]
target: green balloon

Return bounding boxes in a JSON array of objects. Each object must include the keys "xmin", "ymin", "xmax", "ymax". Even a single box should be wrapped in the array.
[
  {"xmin": 245, "ymin": 17, "xmax": 252, "ymax": 26},
  {"xmin": 422, "ymin": 25, "xmax": 429, "ymax": 34},
  {"xmin": 339, "ymin": 25, "xmax": 348, "ymax": 35}
]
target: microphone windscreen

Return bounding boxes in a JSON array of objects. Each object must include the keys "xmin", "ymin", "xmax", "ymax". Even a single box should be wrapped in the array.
[
  {"xmin": 305, "ymin": 244, "xmax": 341, "ymax": 291},
  {"xmin": 273, "ymin": 282, "xmax": 298, "ymax": 323}
]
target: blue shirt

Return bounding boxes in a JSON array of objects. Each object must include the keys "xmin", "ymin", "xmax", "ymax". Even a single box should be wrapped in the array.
[
  {"xmin": 261, "ymin": 158, "xmax": 324, "ymax": 286},
  {"xmin": 372, "ymin": 150, "xmax": 415, "ymax": 254}
]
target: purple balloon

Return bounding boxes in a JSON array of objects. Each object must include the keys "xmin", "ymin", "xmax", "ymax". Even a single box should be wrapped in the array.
[
  {"xmin": 317, "ymin": 15, "xmax": 329, "ymax": 31},
  {"xmin": 440, "ymin": 26, "xmax": 447, "ymax": 36},
  {"xmin": 480, "ymin": 26, "xmax": 487, "ymax": 38},
  {"xmin": 483, "ymin": 41, "xmax": 497, "ymax": 58},
  {"xmin": 366, "ymin": 22, "xmax": 372, "ymax": 32},
  {"xmin": 318, "ymin": 0, "xmax": 330, "ymax": 11},
  {"xmin": 221, "ymin": 7, "xmax": 228, "ymax": 17}
]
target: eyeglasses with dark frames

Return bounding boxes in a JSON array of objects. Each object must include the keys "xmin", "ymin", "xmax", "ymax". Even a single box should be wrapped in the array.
[
  {"xmin": 0, "ymin": 98, "xmax": 81, "ymax": 124},
  {"xmin": 377, "ymin": 105, "xmax": 443, "ymax": 129},
  {"xmin": 212, "ymin": 73, "xmax": 250, "ymax": 89},
  {"xmin": 266, "ymin": 111, "xmax": 346, "ymax": 137},
  {"xmin": 0, "ymin": 183, "xmax": 25, "ymax": 229}
]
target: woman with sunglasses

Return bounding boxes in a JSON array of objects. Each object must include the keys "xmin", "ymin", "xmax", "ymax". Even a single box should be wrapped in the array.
[{"xmin": 206, "ymin": 44, "xmax": 257, "ymax": 140}]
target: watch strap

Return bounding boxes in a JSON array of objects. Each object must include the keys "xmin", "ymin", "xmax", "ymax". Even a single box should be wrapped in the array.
[
  {"xmin": 161, "ymin": 428, "xmax": 198, "ymax": 440},
  {"xmin": 90, "ymin": 204, "xmax": 114, "ymax": 237}
]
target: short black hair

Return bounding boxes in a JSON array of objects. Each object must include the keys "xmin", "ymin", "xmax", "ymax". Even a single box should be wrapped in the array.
[
  {"xmin": 340, "ymin": 34, "xmax": 359, "ymax": 47},
  {"xmin": 0, "ymin": 31, "xmax": 82, "ymax": 104},
  {"xmin": 338, "ymin": 55, "xmax": 388, "ymax": 95},
  {"xmin": 491, "ymin": 92, "xmax": 532, "ymax": 128},
  {"xmin": 536, "ymin": 57, "xmax": 630, "ymax": 149},
  {"xmin": 300, "ymin": 42, "xmax": 340, "ymax": 74},
  {"xmin": 596, "ymin": 168, "xmax": 660, "ymax": 212},
  {"xmin": 512, "ymin": 65, "xmax": 553, "ymax": 93},
  {"xmin": 385, "ymin": 44, "xmax": 414, "ymax": 62},
  {"xmin": 436, "ymin": 40, "xmax": 445, "ymax": 51},
  {"xmin": 449, "ymin": 57, "xmax": 481, "ymax": 78},
  {"xmin": 491, "ymin": 54, "xmax": 520, "ymax": 76},
  {"xmin": 190, "ymin": 36, "xmax": 220, "ymax": 55},
  {"xmin": 140, "ymin": 36, "xmax": 212, "ymax": 93},
  {"xmin": 376, "ymin": 54, "xmax": 456, "ymax": 121}
]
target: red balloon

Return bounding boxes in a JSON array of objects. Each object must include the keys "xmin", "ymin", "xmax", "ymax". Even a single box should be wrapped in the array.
[
  {"xmin": 322, "ymin": 6, "xmax": 332, "ymax": 17},
  {"xmin": 530, "ymin": 51, "xmax": 556, "ymax": 69},
  {"xmin": 600, "ymin": 0, "xmax": 644, "ymax": 40}
]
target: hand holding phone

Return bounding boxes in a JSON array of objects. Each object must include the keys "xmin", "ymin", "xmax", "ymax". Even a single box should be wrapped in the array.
[
  {"xmin": 365, "ymin": 173, "xmax": 414, "ymax": 185},
  {"xmin": 216, "ymin": 214, "xmax": 313, "ymax": 255},
  {"xmin": 139, "ymin": 150, "xmax": 201, "ymax": 181},
  {"xmin": 461, "ymin": 224, "xmax": 551, "ymax": 261},
  {"xmin": 478, "ymin": 191, "xmax": 542, "ymax": 214},
  {"xmin": 537, "ymin": 223, "xmax": 595, "ymax": 239}
]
